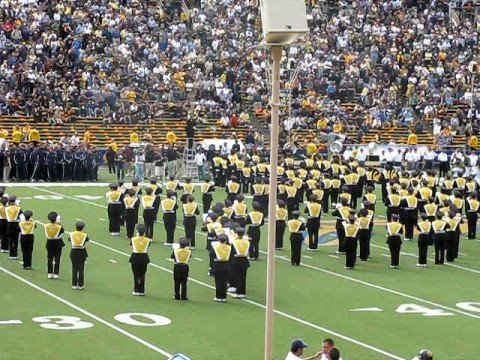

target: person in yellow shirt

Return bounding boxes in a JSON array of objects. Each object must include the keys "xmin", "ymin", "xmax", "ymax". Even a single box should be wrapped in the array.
[
  {"xmin": 83, "ymin": 128, "xmax": 92, "ymax": 143},
  {"xmin": 166, "ymin": 131, "xmax": 177, "ymax": 144},
  {"xmin": 316, "ymin": 118, "xmax": 327, "ymax": 130},
  {"xmin": 28, "ymin": 128, "xmax": 40, "ymax": 143},
  {"xmin": 407, "ymin": 132, "xmax": 418, "ymax": 146},
  {"xmin": 12, "ymin": 127, "xmax": 22, "ymax": 143},
  {"xmin": 108, "ymin": 138, "xmax": 118, "ymax": 153},
  {"xmin": 306, "ymin": 142, "xmax": 317, "ymax": 156},
  {"xmin": 130, "ymin": 131, "xmax": 139, "ymax": 143},
  {"xmin": 468, "ymin": 135, "xmax": 478, "ymax": 150},
  {"xmin": 0, "ymin": 129, "xmax": 8, "ymax": 138}
]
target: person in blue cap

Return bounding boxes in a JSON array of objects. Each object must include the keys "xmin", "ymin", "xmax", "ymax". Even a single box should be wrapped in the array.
[{"xmin": 285, "ymin": 339, "xmax": 321, "ymax": 360}]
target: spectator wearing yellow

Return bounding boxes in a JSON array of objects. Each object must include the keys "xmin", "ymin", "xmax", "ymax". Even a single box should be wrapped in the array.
[
  {"xmin": 468, "ymin": 135, "xmax": 478, "ymax": 150},
  {"xmin": 84, "ymin": 129, "xmax": 92, "ymax": 144},
  {"xmin": 407, "ymin": 132, "xmax": 418, "ymax": 146},
  {"xmin": 130, "ymin": 131, "xmax": 139, "ymax": 143},
  {"xmin": 108, "ymin": 139, "xmax": 118, "ymax": 153},
  {"xmin": 166, "ymin": 131, "xmax": 177, "ymax": 144},
  {"xmin": 0, "ymin": 129, "xmax": 8, "ymax": 139},
  {"xmin": 306, "ymin": 142, "xmax": 317, "ymax": 156},
  {"xmin": 12, "ymin": 128, "xmax": 22, "ymax": 143},
  {"xmin": 28, "ymin": 127, "xmax": 40, "ymax": 143},
  {"xmin": 316, "ymin": 117, "xmax": 327, "ymax": 130}
]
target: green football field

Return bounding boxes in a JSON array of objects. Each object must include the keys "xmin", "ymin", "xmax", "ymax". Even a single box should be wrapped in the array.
[{"xmin": 1, "ymin": 176, "xmax": 480, "ymax": 359}]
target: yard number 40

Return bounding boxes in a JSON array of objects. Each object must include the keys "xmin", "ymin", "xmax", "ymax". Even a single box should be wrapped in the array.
[{"xmin": 396, "ymin": 304, "xmax": 454, "ymax": 317}]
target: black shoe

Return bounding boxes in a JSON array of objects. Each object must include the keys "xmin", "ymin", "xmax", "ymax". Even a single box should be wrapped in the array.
[{"xmin": 181, "ymin": 297, "xmax": 188, "ymax": 300}]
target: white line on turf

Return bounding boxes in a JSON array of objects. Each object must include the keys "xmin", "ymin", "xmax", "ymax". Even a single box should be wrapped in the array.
[
  {"xmin": 194, "ymin": 258, "xmax": 204, "ymax": 262},
  {"xmin": 0, "ymin": 266, "xmax": 173, "ymax": 358},
  {"xmin": 109, "ymin": 259, "xmax": 118, "ymax": 264},
  {"xmin": 0, "ymin": 320, "xmax": 23, "ymax": 325},
  {"xmin": 303, "ymin": 255, "xmax": 313, "ymax": 259},
  {"xmin": 328, "ymin": 255, "xmax": 340, "ymax": 259}
]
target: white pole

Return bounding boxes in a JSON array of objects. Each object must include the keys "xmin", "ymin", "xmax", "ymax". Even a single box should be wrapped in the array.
[{"xmin": 264, "ymin": 45, "xmax": 282, "ymax": 360}]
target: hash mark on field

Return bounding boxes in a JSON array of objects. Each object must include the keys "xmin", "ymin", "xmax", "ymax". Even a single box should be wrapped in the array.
[
  {"xmin": 194, "ymin": 257, "xmax": 204, "ymax": 262},
  {"xmin": 165, "ymin": 258, "xmax": 174, "ymax": 263},
  {"xmin": 303, "ymin": 255, "xmax": 313, "ymax": 259},
  {"xmin": 99, "ymin": 218, "xmax": 105, "ymax": 221},
  {"xmin": 0, "ymin": 320, "xmax": 23, "ymax": 325},
  {"xmin": 76, "ymin": 218, "xmax": 83, "ymax": 221},
  {"xmin": 381, "ymin": 254, "xmax": 390, "ymax": 258},
  {"xmin": 328, "ymin": 255, "xmax": 340, "ymax": 259},
  {"xmin": 109, "ymin": 259, "xmax": 118, "ymax": 264}
]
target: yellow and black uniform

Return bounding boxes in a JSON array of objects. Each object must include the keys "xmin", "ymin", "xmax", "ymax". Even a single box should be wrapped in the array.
[
  {"xmin": 211, "ymin": 238, "xmax": 232, "ymax": 301},
  {"xmin": 6, "ymin": 203, "xmax": 22, "ymax": 259},
  {"xmin": 183, "ymin": 201, "xmax": 200, "ymax": 247},
  {"xmin": 466, "ymin": 197, "xmax": 480, "ymax": 239},
  {"xmin": 416, "ymin": 219, "xmax": 432, "ymax": 266},
  {"xmin": 171, "ymin": 244, "xmax": 191, "ymax": 300},
  {"xmin": 123, "ymin": 195, "xmax": 139, "ymax": 239},
  {"xmin": 165, "ymin": 180, "xmax": 180, "ymax": 198},
  {"xmin": 19, "ymin": 219, "xmax": 36, "ymax": 268},
  {"xmin": 305, "ymin": 201, "xmax": 322, "ymax": 250},
  {"xmin": 180, "ymin": 182, "xmax": 195, "ymax": 204},
  {"xmin": 106, "ymin": 188, "xmax": 122, "ymax": 234},
  {"xmin": 231, "ymin": 236, "xmax": 250, "ymax": 297},
  {"xmin": 432, "ymin": 218, "xmax": 449, "ymax": 264},
  {"xmin": 343, "ymin": 221, "xmax": 359, "ymax": 269},
  {"xmin": 356, "ymin": 215, "xmax": 372, "ymax": 261},
  {"xmin": 285, "ymin": 184, "xmax": 298, "ymax": 218},
  {"xmin": 446, "ymin": 216, "xmax": 461, "ymax": 262},
  {"xmin": 287, "ymin": 217, "xmax": 306, "ymax": 266},
  {"xmin": 201, "ymin": 181, "xmax": 215, "ymax": 214},
  {"xmin": 226, "ymin": 180, "xmax": 241, "ymax": 203},
  {"xmin": 386, "ymin": 221, "xmax": 403, "ymax": 267},
  {"xmin": 332, "ymin": 204, "xmax": 351, "ymax": 253},
  {"xmin": 251, "ymin": 182, "xmax": 265, "ymax": 211},
  {"xmin": 400, "ymin": 194, "xmax": 418, "ymax": 240},
  {"xmin": 129, "ymin": 235, "xmax": 151, "ymax": 295},
  {"xmin": 0, "ymin": 201, "xmax": 7, "ymax": 252},
  {"xmin": 232, "ymin": 200, "xmax": 248, "ymax": 228},
  {"xmin": 276, "ymin": 205, "xmax": 288, "ymax": 249},
  {"xmin": 246, "ymin": 210, "xmax": 264, "ymax": 260},
  {"xmin": 141, "ymin": 193, "xmax": 160, "ymax": 239},
  {"xmin": 69, "ymin": 230, "xmax": 89, "ymax": 287},
  {"xmin": 45, "ymin": 222, "xmax": 65, "ymax": 276},
  {"xmin": 162, "ymin": 197, "xmax": 178, "ymax": 245}
]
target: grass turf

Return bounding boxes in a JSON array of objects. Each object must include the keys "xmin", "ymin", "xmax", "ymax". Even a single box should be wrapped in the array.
[{"xmin": 1, "ymin": 180, "xmax": 480, "ymax": 359}]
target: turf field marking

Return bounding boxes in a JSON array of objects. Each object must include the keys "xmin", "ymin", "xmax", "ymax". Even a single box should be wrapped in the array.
[
  {"xmin": 350, "ymin": 307, "xmax": 383, "ymax": 312},
  {"xmin": 456, "ymin": 302, "xmax": 480, "ymax": 313},
  {"xmin": 114, "ymin": 313, "xmax": 171, "ymax": 327},
  {"xmin": 303, "ymin": 255, "xmax": 313, "ymax": 259},
  {"xmin": 87, "ymin": 241, "xmax": 407, "ymax": 359},
  {"xmin": 328, "ymin": 255, "xmax": 340, "ymax": 259},
  {"xmin": 32, "ymin": 315, "xmax": 95, "ymax": 330},
  {"xmin": 264, "ymin": 252, "xmax": 480, "ymax": 320},
  {"xmin": 0, "ymin": 266, "xmax": 173, "ymax": 358},
  {"xmin": 109, "ymin": 259, "xmax": 118, "ymax": 264},
  {"xmin": 194, "ymin": 257, "xmax": 204, "ymax": 262},
  {"xmin": 165, "ymin": 258, "xmax": 175, "ymax": 262},
  {"xmin": 395, "ymin": 304, "xmax": 454, "ymax": 317},
  {"xmin": 99, "ymin": 218, "xmax": 106, "ymax": 221},
  {"xmin": 0, "ymin": 320, "xmax": 23, "ymax": 325},
  {"xmin": 371, "ymin": 244, "xmax": 480, "ymax": 274}
]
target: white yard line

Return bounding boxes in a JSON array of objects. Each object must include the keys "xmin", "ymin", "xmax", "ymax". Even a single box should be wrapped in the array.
[{"xmin": 0, "ymin": 266, "xmax": 173, "ymax": 358}]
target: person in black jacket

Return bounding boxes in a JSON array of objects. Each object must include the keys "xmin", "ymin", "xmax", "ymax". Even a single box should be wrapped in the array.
[
  {"xmin": 69, "ymin": 221, "xmax": 89, "ymax": 289},
  {"xmin": 129, "ymin": 224, "xmax": 151, "ymax": 296},
  {"xmin": 45, "ymin": 211, "xmax": 65, "ymax": 279}
]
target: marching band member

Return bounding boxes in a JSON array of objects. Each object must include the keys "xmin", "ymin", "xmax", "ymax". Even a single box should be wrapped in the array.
[
  {"xmin": 344, "ymin": 215, "xmax": 359, "ymax": 269},
  {"xmin": 161, "ymin": 191, "xmax": 178, "ymax": 246},
  {"xmin": 201, "ymin": 176, "xmax": 215, "ymax": 220},
  {"xmin": 106, "ymin": 183, "xmax": 122, "ymax": 236},
  {"xmin": 445, "ymin": 210, "xmax": 461, "ymax": 262},
  {"xmin": 356, "ymin": 208, "xmax": 372, "ymax": 261},
  {"xmin": 183, "ymin": 196, "xmax": 200, "ymax": 248},
  {"xmin": 129, "ymin": 224, "xmax": 151, "ymax": 296},
  {"xmin": 0, "ymin": 196, "xmax": 8, "ymax": 253},
  {"xmin": 226, "ymin": 176, "xmax": 241, "ymax": 203},
  {"xmin": 124, "ymin": 189, "xmax": 139, "ymax": 241},
  {"xmin": 288, "ymin": 210, "xmax": 306, "ymax": 266},
  {"xmin": 246, "ymin": 202, "xmax": 264, "ymax": 260},
  {"xmin": 416, "ymin": 213, "xmax": 432, "ymax": 267},
  {"xmin": 171, "ymin": 238, "xmax": 191, "ymax": 300},
  {"xmin": 19, "ymin": 210, "xmax": 36, "ymax": 269},
  {"xmin": 69, "ymin": 221, "xmax": 89, "ymax": 289},
  {"xmin": 465, "ymin": 191, "xmax": 480, "ymax": 239},
  {"xmin": 180, "ymin": 178, "xmax": 195, "ymax": 204},
  {"xmin": 6, "ymin": 196, "xmax": 22, "ymax": 260},
  {"xmin": 432, "ymin": 211, "xmax": 448, "ymax": 265},
  {"xmin": 276, "ymin": 200, "xmax": 288, "ymax": 250},
  {"xmin": 211, "ymin": 233, "xmax": 231, "ymax": 302},
  {"xmin": 386, "ymin": 214, "xmax": 403, "ymax": 269},
  {"xmin": 332, "ymin": 197, "xmax": 351, "ymax": 254},
  {"xmin": 305, "ymin": 194, "xmax": 321, "ymax": 251},
  {"xmin": 232, "ymin": 194, "xmax": 248, "ymax": 228},
  {"xmin": 141, "ymin": 187, "xmax": 159, "ymax": 239},
  {"xmin": 231, "ymin": 227, "xmax": 250, "ymax": 298},
  {"xmin": 400, "ymin": 187, "xmax": 418, "ymax": 241},
  {"xmin": 45, "ymin": 211, "xmax": 65, "ymax": 279}
]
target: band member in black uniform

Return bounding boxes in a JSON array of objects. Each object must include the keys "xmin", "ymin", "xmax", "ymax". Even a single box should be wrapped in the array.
[
  {"xmin": 183, "ymin": 196, "xmax": 200, "ymax": 248},
  {"xmin": 69, "ymin": 221, "xmax": 89, "ymax": 289},
  {"xmin": 165, "ymin": 176, "xmax": 180, "ymax": 198},
  {"xmin": 246, "ymin": 202, "xmax": 264, "ymax": 260},
  {"xmin": 19, "ymin": 210, "xmax": 36, "ymax": 269},
  {"xmin": 386, "ymin": 214, "xmax": 403, "ymax": 268},
  {"xmin": 226, "ymin": 176, "xmax": 241, "ymax": 203},
  {"xmin": 332, "ymin": 197, "xmax": 351, "ymax": 254},
  {"xmin": 46, "ymin": 147, "xmax": 58, "ymax": 181},
  {"xmin": 62, "ymin": 147, "xmax": 74, "ymax": 180},
  {"xmin": 252, "ymin": 178, "xmax": 265, "ymax": 212},
  {"xmin": 211, "ymin": 233, "xmax": 231, "ymax": 302},
  {"xmin": 466, "ymin": 192, "xmax": 480, "ymax": 239},
  {"xmin": 142, "ymin": 187, "xmax": 159, "ymax": 239},
  {"xmin": 356, "ymin": 208, "xmax": 372, "ymax": 261},
  {"xmin": 305, "ymin": 195, "xmax": 321, "ymax": 251},
  {"xmin": 201, "ymin": 176, "xmax": 215, "ymax": 219},
  {"xmin": 14, "ymin": 145, "xmax": 28, "ymax": 181},
  {"xmin": 0, "ymin": 196, "xmax": 8, "ymax": 252},
  {"xmin": 276, "ymin": 200, "xmax": 288, "ymax": 250},
  {"xmin": 445, "ymin": 210, "xmax": 461, "ymax": 262},
  {"xmin": 385, "ymin": 186, "xmax": 401, "ymax": 222},
  {"xmin": 231, "ymin": 227, "xmax": 250, "ymax": 298},
  {"xmin": 344, "ymin": 215, "xmax": 359, "ymax": 269},
  {"xmin": 45, "ymin": 211, "xmax": 65, "ymax": 279},
  {"xmin": 288, "ymin": 211, "xmax": 306, "ymax": 266},
  {"xmin": 432, "ymin": 211, "xmax": 448, "ymax": 265},
  {"xmin": 123, "ymin": 189, "xmax": 139, "ymax": 241},
  {"xmin": 6, "ymin": 196, "xmax": 21, "ymax": 260},
  {"xmin": 330, "ymin": 174, "xmax": 341, "ymax": 206},
  {"xmin": 285, "ymin": 180, "xmax": 298, "ymax": 219},
  {"xmin": 129, "ymin": 224, "xmax": 151, "ymax": 296},
  {"xmin": 423, "ymin": 197, "xmax": 438, "ymax": 222},
  {"xmin": 232, "ymin": 194, "xmax": 248, "ymax": 228},
  {"xmin": 161, "ymin": 191, "xmax": 178, "ymax": 246},
  {"xmin": 171, "ymin": 237, "xmax": 191, "ymax": 300},
  {"xmin": 416, "ymin": 213, "xmax": 432, "ymax": 267},
  {"xmin": 73, "ymin": 147, "xmax": 85, "ymax": 181},
  {"xmin": 400, "ymin": 187, "xmax": 418, "ymax": 241},
  {"xmin": 106, "ymin": 183, "xmax": 122, "ymax": 236}
]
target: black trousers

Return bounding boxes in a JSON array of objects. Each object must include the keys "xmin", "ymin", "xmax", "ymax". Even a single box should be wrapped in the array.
[
  {"xmin": 108, "ymin": 158, "xmax": 116, "ymax": 173},
  {"xmin": 173, "ymin": 264, "xmax": 189, "ymax": 300},
  {"xmin": 20, "ymin": 235, "xmax": 34, "ymax": 268},
  {"xmin": 248, "ymin": 227, "xmax": 260, "ymax": 259},
  {"xmin": 386, "ymin": 207, "xmax": 400, "ymax": 222},
  {"xmin": 232, "ymin": 257, "xmax": 248, "ymax": 295},
  {"xmin": 131, "ymin": 263, "xmax": 148, "ymax": 293},
  {"xmin": 322, "ymin": 190, "xmax": 330, "ymax": 211},
  {"xmin": 213, "ymin": 262, "xmax": 229, "ymax": 299},
  {"xmin": 345, "ymin": 237, "xmax": 358, "ymax": 268},
  {"xmin": 108, "ymin": 204, "xmax": 122, "ymax": 233},
  {"xmin": 446, "ymin": 232, "xmax": 456, "ymax": 262},
  {"xmin": 0, "ymin": 219, "xmax": 7, "ymax": 251},
  {"xmin": 433, "ymin": 234, "xmax": 445, "ymax": 264},
  {"xmin": 72, "ymin": 259, "xmax": 86, "ymax": 286},
  {"xmin": 125, "ymin": 210, "xmax": 137, "ymax": 239},
  {"xmin": 276, "ymin": 221, "xmax": 286, "ymax": 249},
  {"xmin": 307, "ymin": 218, "xmax": 320, "ymax": 249},
  {"xmin": 143, "ymin": 210, "xmax": 156, "ymax": 239},
  {"xmin": 164, "ymin": 221, "xmax": 176, "ymax": 244},
  {"xmin": 418, "ymin": 234, "xmax": 429, "ymax": 265},
  {"xmin": 358, "ymin": 229, "xmax": 370, "ymax": 260},
  {"xmin": 336, "ymin": 219, "xmax": 345, "ymax": 253},
  {"xmin": 290, "ymin": 234, "xmax": 303, "ymax": 265},
  {"xmin": 330, "ymin": 188, "xmax": 339, "ymax": 205},
  {"xmin": 47, "ymin": 248, "xmax": 62, "ymax": 274},
  {"xmin": 388, "ymin": 237, "xmax": 401, "ymax": 266},
  {"xmin": 202, "ymin": 194, "xmax": 212, "ymax": 214},
  {"xmin": 7, "ymin": 224, "xmax": 19, "ymax": 258},
  {"xmin": 403, "ymin": 212, "xmax": 417, "ymax": 240},
  {"xmin": 184, "ymin": 217, "xmax": 197, "ymax": 247},
  {"xmin": 467, "ymin": 212, "xmax": 478, "ymax": 239}
]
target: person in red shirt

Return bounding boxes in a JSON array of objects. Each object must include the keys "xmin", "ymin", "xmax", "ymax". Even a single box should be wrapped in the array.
[{"xmin": 230, "ymin": 113, "xmax": 238, "ymax": 127}]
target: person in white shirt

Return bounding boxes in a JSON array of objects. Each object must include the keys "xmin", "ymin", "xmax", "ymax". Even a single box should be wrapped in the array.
[
  {"xmin": 393, "ymin": 149, "xmax": 403, "ymax": 171},
  {"xmin": 438, "ymin": 151, "xmax": 449, "ymax": 178},
  {"xmin": 356, "ymin": 148, "xmax": 367, "ymax": 166},
  {"xmin": 320, "ymin": 339, "xmax": 343, "ymax": 360},
  {"xmin": 285, "ymin": 339, "xmax": 321, "ymax": 360},
  {"xmin": 195, "ymin": 149, "xmax": 207, "ymax": 180},
  {"xmin": 405, "ymin": 150, "xmax": 416, "ymax": 171},
  {"xmin": 424, "ymin": 148, "xmax": 436, "ymax": 170},
  {"xmin": 384, "ymin": 147, "xmax": 395, "ymax": 169}
]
